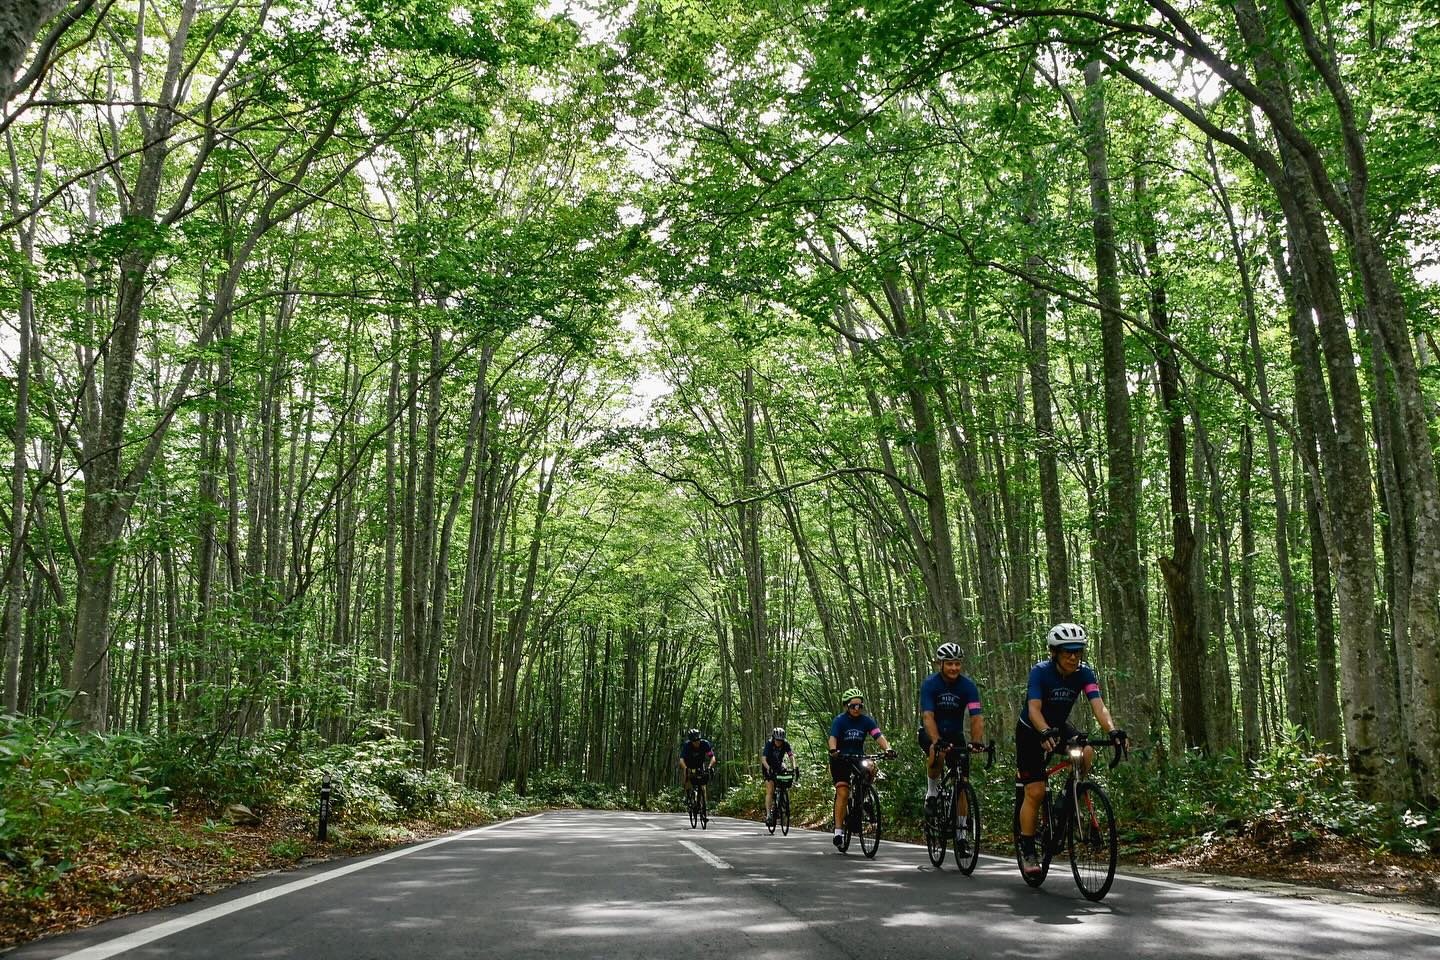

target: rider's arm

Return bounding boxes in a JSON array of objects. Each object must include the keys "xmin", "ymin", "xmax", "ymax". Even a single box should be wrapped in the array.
[
  {"xmin": 969, "ymin": 712, "xmax": 984, "ymax": 745},
  {"xmin": 922, "ymin": 710, "xmax": 940, "ymax": 743},
  {"xmin": 1089, "ymin": 695, "xmax": 1115, "ymax": 734},
  {"xmin": 1027, "ymin": 698, "xmax": 1048, "ymax": 733}
]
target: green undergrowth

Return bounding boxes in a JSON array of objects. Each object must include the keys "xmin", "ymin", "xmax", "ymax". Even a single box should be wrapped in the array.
[
  {"xmin": 715, "ymin": 737, "xmax": 1438, "ymax": 860},
  {"xmin": 0, "ymin": 715, "xmax": 660, "ymax": 903}
]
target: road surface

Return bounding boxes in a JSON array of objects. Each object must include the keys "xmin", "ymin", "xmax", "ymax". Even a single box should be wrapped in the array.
[{"xmin": 8, "ymin": 810, "xmax": 1437, "ymax": 959}]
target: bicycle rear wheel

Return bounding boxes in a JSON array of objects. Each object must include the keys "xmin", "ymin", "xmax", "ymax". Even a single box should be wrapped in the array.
[
  {"xmin": 925, "ymin": 787, "xmax": 948, "ymax": 867},
  {"xmin": 780, "ymin": 791, "xmax": 791, "ymax": 836},
  {"xmin": 1014, "ymin": 790, "xmax": 1052, "ymax": 886},
  {"xmin": 859, "ymin": 786, "xmax": 882, "ymax": 859},
  {"xmin": 954, "ymin": 780, "xmax": 980, "ymax": 875},
  {"xmin": 1069, "ymin": 781, "xmax": 1117, "ymax": 901}
]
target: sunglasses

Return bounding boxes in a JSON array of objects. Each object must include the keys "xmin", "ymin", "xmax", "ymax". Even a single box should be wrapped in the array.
[{"xmin": 846, "ymin": 701, "xmax": 863, "ymax": 709}]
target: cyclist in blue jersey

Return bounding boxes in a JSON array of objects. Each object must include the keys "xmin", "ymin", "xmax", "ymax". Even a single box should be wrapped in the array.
[
  {"xmin": 1016, "ymin": 623, "xmax": 1126, "ymax": 874},
  {"xmin": 680, "ymin": 728, "xmax": 717, "ymax": 808},
  {"xmin": 761, "ymin": 727, "xmax": 796, "ymax": 829},
  {"xmin": 919, "ymin": 642, "xmax": 985, "ymax": 853},
  {"xmin": 828, "ymin": 687, "xmax": 896, "ymax": 848}
]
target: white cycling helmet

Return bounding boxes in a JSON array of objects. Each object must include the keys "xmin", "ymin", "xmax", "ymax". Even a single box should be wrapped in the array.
[
  {"xmin": 933, "ymin": 642, "xmax": 963, "ymax": 661},
  {"xmin": 1046, "ymin": 622, "xmax": 1088, "ymax": 651}
]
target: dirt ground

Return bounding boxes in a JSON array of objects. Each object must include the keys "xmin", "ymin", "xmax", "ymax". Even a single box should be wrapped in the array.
[{"xmin": 1137, "ymin": 834, "xmax": 1440, "ymax": 906}]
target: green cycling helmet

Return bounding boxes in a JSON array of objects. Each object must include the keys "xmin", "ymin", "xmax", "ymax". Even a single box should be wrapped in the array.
[{"xmin": 840, "ymin": 687, "xmax": 863, "ymax": 704}]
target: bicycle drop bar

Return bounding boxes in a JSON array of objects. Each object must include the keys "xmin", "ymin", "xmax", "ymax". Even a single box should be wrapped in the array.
[{"xmin": 1051, "ymin": 733, "xmax": 1127, "ymax": 770}]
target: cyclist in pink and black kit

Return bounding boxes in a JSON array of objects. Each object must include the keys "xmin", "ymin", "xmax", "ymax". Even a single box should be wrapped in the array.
[{"xmin": 1015, "ymin": 623, "xmax": 1125, "ymax": 874}]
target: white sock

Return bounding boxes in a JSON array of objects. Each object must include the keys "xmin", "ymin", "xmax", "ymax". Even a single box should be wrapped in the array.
[
  {"xmin": 834, "ymin": 828, "xmax": 843, "ymax": 836},
  {"xmin": 957, "ymin": 816, "xmax": 968, "ymax": 829},
  {"xmin": 926, "ymin": 777, "xmax": 939, "ymax": 797}
]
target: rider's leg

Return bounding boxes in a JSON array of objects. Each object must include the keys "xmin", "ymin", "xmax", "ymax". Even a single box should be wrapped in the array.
[
  {"xmin": 833, "ymin": 782, "xmax": 849, "ymax": 834},
  {"xmin": 1018, "ymin": 780, "xmax": 1046, "ymax": 835},
  {"xmin": 926, "ymin": 746, "xmax": 943, "ymax": 798},
  {"xmin": 765, "ymin": 779, "xmax": 775, "ymax": 816}
]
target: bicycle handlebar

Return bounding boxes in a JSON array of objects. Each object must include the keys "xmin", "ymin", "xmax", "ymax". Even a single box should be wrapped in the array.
[
  {"xmin": 935, "ymin": 739, "xmax": 996, "ymax": 770},
  {"xmin": 1050, "ymin": 733, "xmax": 1127, "ymax": 769}
]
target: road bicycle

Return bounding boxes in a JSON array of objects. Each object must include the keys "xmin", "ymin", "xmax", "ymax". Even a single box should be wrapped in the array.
[
  {"xmin": 837, "ymin": 752, "xmax": 890, "ymax": 858},
  {"xmin": 1012, "ymin": 731, "xmax": 1126, "ymax": 901},
  {"xmin": 767, "ymin": 767, "xmax": 796, "ymax": 836},
  {"xmin": 685, "ymin": 769, "xmax": 710, "ymax": 829},
  {"xmin": 923, "ymin": 739, "xmax": 994, "ymax": 874}
]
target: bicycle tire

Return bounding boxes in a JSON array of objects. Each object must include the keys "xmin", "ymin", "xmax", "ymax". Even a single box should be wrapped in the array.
[
  {"xmin": 1014, "ymin": 789, "xmax": 1052, "ymax": 886},
  {"xmin": 955, "ymin": 779, "xmax": 980, "ymax": 875},
  {"xmin": 688, "ymin": 789, "xmax": 698, "ymax": 829},
  {"xmin": 700, "ymin": 793, "xmax": 708, "ymax": 829},
  {"xmin": 780, "ymin": 791, "xmax": 791, "ymax": 836},
  {"xmin": 1069, "ymin": 781, "xmax": 1117, "ymax": 901},
  {"xmin": 859, "ymin": 786, "xmax": 881, "ymax": 859},
  {"xmin": 925, "ymin": 786, "xmax": 948, "ymax": 867}
]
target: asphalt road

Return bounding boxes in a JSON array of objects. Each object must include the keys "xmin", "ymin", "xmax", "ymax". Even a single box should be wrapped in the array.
[{"xmin": 8, "ymin": 810, "xmax": 1438, "ymax": 959}]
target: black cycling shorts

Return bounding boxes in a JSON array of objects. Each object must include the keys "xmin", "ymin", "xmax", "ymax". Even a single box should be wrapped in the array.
[
  {"xmin": 1015, "ymin": 720, "xmax": 1078, "ymax": 784},
  {"xmin": 917, "ymin": 727, "xmax": 969, "ymax": 770},
  {"xmin": 830, "ymin": 753, "xmax": 862, "ymax": 785}
]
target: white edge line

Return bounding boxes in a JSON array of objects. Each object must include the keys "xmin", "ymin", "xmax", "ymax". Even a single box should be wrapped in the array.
[
  {"xmin": 51, "ymin": 813, "xmax": 546, "ymax": 960},
  {"xmin": 679, "ymin": 839, "xmax": 732, "ymax": 870}
]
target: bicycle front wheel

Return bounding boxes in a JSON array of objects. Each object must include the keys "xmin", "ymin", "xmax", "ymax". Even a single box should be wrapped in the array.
[
  {"xmin": 859, "ymin": 786, "xmax": 882, "ymax": 859},
  {"xmin": 688, "ymin": 791, "xmax": 698, "ymax": 828},
  {"xmin": 925, "ymin": 789, "xmax": 948, "ymax": 867},
  {"xmin": 700, "ymin": 793, "xmax": 708, "ymax": 829},
  {"xmin": 954, "ymin": 780, "xmax": 980, "ymax": 875},
  {"xmin": 780, "ymin": 792, "xmax": 791, "ymax": 836},
  {"xmin": 1069, "ymin": 781, "xmax": 1117, "ymax": 901}
]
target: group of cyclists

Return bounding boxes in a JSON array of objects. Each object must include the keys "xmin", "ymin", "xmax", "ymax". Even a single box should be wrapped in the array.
[{"xmin": 677, "ymin": 621, "xmax": 1127, "ymax": 874}]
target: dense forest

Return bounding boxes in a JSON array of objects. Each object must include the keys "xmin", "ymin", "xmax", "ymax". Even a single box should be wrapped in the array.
[{"xmin": 2, "ymin": 0, "xmax": 1438, "ymax": 857}]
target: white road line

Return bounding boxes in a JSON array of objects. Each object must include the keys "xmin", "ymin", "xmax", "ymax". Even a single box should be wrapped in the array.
[
  {"xmin": 679, "ymin": 839, "xmax": 732, "ymax": 870},
  {"xmin": 51, "ymin": 813, "xmax": 546, "ymax": 960}
]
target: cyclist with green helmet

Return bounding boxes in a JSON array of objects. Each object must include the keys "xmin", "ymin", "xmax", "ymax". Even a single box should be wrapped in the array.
[{"xmin": 828, "ymin": 687, "xmax": 895, "ymax": 848}]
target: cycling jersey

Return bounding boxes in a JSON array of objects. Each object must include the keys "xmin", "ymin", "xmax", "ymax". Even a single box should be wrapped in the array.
[
  {"xmin": 680, "ymin": 739, "xmax": 715, "ymax": 768},
  {"xmin": 830, "ymin": 712, "xmax": 882, "ymax": 757},
  {"xmin": 919, "ymin": 671, "xmax": 982, "ymax": 738},
  {"xmin": 1017, "ymin": 659, "xmax": 1101, "ymax": 730},
  {"xmin": 761, "ymin": 738, "xmax": 794, "ymax": 771}
]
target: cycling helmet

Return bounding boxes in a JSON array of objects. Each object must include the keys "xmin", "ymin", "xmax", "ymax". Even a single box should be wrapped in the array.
[
  {"xmin": 841, "ymin": 687, "xmax": 863, "ymax": 704},
  {"xmin": 687, "ymin": 728, "xmax": 701, "ymax": 741},
  {"xmin": 1046, "ymin": 622, "xmax": 1088, "ymax": 652},
  {"xmin": 771, "ymin": 727, "xmax": 785, "ymax": 739},
  {"xmin": 934, "ymin": 641, "xmax": 963, "ymax": 661}
]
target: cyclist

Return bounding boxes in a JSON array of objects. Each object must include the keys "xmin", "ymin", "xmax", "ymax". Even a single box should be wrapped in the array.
[
  {"xmin": 919, "ymin": 641, "xmax": 985, "ymax": 854},
  {"xmin": 1015, "ymin": 623, "xmax": 1126, "ymax": 874},
  {"xmin": 828, "ymin": 687, "xmax": 896, "ymax": 849},
  {"xmin": 679, "ymin": 728, "xmax": 717, "ymax": 808},
  {"xmin": 761, "ymin": 727, "xmax": 796, "ymax": 829}
]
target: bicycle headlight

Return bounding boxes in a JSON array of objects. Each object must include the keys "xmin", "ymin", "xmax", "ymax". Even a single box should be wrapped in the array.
[
  {"xmin": 1068, "ymin": 747, "xmax": 1084, "ymax": 759},
  {"xmin": 862, "ymin": 759, "xmax": 877, "ymax": 776}
]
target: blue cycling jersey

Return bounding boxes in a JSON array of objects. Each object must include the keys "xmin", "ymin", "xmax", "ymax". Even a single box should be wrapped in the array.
[
  {"xmin": 761, "ymin": 739, "xmax": 793, "ymax": 769},
  {"xmin": 830, "ymin": 712, "xmax": 882, "ymax": 757},
  {"xmin": 919, "ymin": 672, "xmax": 982, "ymax": 737},
  {"xmin": 1018, "ymin": 659, "xmax": 1102, "ymax": 730},
  {"xmin": 680, "ymin": 739, "xmax": 715, "ymax": 767}
]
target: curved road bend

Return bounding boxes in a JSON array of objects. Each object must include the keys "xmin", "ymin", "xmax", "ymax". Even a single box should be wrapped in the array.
[{"xmin": 9, "ymin": 810, "xmax": 1437, "ymax": 960}]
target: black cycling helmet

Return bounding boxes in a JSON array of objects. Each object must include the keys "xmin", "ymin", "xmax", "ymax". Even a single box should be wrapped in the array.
[{"xmin": 687, "ymin": 728, "xmax": 701, "ymax": 741}]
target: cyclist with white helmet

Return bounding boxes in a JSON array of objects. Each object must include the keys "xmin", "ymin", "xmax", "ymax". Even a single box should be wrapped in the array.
[
  {"xmin": 1016, "ymin": 623, "xmax": 1125, "ymax": 874},
  {"xmin": 828, "ymin": 687, "xmax": 896, "ymax": 848},
  {"xmin": 919, "ymin": 642, "xmax": 985, "ymax": 847},
  {"xmin": 760, "ymin": 727, "xmax": 796, "ymax": 829},
  {"xmin": 679, "ymin": 728, "xmax": 717, "ymax": 807}
]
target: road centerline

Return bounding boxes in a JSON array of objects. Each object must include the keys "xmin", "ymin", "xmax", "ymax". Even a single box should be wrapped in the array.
[{"xmin": 679, "ymin": 839, "xmax": 733, "ymax": 870}]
